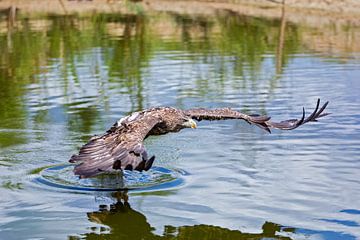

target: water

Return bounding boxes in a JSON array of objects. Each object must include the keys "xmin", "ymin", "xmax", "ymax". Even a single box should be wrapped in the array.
[{"xmin": 0, "ymin": 10, "xmax": 360, "ymax": 240}]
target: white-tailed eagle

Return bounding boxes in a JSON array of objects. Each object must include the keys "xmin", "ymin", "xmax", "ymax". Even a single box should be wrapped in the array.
[{"xmin": 69, "ymin": 99, "xmax": 329, "ymax": 178}]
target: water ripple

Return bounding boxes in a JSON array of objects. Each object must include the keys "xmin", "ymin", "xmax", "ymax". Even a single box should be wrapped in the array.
[{"xmin": 32, "ymin": 165, "xmax": 187, "ymax": 193}]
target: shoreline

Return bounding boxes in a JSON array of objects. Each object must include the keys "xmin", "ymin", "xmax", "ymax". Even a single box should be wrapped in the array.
[
  {"xmin": 0, "ymin": 0, "xmax": 359, "ymax": 28},
  {"xmin": 145, "ymin": 0, "xmax": 360, "ymax": 27}
]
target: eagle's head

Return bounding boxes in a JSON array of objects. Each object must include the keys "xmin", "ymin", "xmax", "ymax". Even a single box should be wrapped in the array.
[{"xmin": 182, "ymin": 118, "xmax": 197, "ymax": 129}]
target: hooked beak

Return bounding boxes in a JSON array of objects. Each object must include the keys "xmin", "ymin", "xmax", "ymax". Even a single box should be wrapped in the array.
[{"xmin": 190, "ymin": 119, "xmax": 197, "ymax": 129}]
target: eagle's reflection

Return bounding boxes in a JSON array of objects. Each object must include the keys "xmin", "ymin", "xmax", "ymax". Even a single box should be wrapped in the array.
[
  {"xmin": 85, "ymin": 191, "xmax": 155, "ymax": 240},
  {"xmin": 75, "ymin": 191, "xmax": 294, "ymax": 240}
]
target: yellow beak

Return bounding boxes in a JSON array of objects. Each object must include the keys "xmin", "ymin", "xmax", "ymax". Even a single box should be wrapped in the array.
[{"xmin": 190, "ymin": 119, "xmax": 197, "ymax": 129}]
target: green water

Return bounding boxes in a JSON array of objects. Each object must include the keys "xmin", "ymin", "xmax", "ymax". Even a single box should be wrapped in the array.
[{"xmin": 0, "ymin": 9, "xmax": 360, "ymax": 240}]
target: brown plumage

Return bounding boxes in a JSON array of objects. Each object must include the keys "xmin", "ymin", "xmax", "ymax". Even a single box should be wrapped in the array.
[{"xmin": 69, "ymin": 99, "xmax": 329, "ymax": 178}]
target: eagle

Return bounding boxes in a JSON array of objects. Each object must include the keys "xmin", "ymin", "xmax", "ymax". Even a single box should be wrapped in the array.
[{"xmin": 69, "ymin": 99, "xmax": 329, "ymax": 178}]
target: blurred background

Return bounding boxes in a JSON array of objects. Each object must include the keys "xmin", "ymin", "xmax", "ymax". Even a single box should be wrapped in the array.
[{"xmin": 0, "ymin": 0, "xmax": 359, "ymax": 239}]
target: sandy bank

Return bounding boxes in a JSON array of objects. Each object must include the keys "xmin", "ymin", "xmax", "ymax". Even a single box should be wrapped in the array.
[{"xmin": 0, "ymin": 0, "xmax": 359, "ymax": 27}]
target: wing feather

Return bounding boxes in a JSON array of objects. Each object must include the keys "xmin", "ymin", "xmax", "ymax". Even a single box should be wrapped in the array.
[
  {"xmin": 184, "ymin": 99, "xmax": 329, "ymax": 132},
  {"xmin": 184, "ymin": 107, "xmax": 272, "ymax": 132},
  {"xmin": 69, "ymin": 115, "xmax": 162, "ymax": 178}
]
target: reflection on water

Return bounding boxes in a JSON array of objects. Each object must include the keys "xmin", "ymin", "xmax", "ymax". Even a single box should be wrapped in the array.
[
  {"xmin": 75, "ymin": 192, "xmax": 294, "ymax": 240},
  {"xmin": 0, "ymin": 11, "xmax": 304, "ymax": 138},
  {"xmin": 0, "ymin": 6, "xmax": 360, "ymax": 240},
  {"xmin": 70, "ymin": 192, "xmax": 355, "ymax": 240}
]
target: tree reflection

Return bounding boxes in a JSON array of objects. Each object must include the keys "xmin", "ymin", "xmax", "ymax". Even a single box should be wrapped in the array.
[
  {"xmin": 276, "ymin": 0, "xmax": 287, "ymax": 75},
  {"xmin": 0, "ymin": 9, "xmax": 352, "ymax": 148},
  {"xmin": 105, "ymin": 14, "xmax": 150, "ymax": 111},
  {"xmin": 71, "ymin": 191, "xmax": 293, "ymax": 240}
]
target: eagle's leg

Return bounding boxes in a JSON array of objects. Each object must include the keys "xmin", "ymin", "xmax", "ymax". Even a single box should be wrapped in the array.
[
  {"xmin": 144, "ymin": 155, "xmax": 155, "ymax": 171},
  {"xmin": 112, "ymin": 190, "xmax": 128, "ymax": 203},
  {"xmin": 141, "ymin": 151, "xmax": 155, "ymax": 171},
  {"xmin": 133, "ymin": 150, "xmax": 155, "ymax": 171}
]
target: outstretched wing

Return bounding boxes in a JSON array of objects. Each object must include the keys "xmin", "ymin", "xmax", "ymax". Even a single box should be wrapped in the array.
[
  {"xmin": 69, "ymin": 115, "xmax": 162, "ymax": 178},
  {"xmin": 184, "ymin": 99, "xmax": 329, "ymax": 133}
]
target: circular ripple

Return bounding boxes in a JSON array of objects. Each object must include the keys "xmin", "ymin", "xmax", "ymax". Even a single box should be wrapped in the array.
[{"xmin": 34, "ymin": 164, "xmax": 187, "ymax": 192}]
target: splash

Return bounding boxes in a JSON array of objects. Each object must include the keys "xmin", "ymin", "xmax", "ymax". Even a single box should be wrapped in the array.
[{"xmin": 33, "ymin": 164, "xmax": 187, "ymax": 192}]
